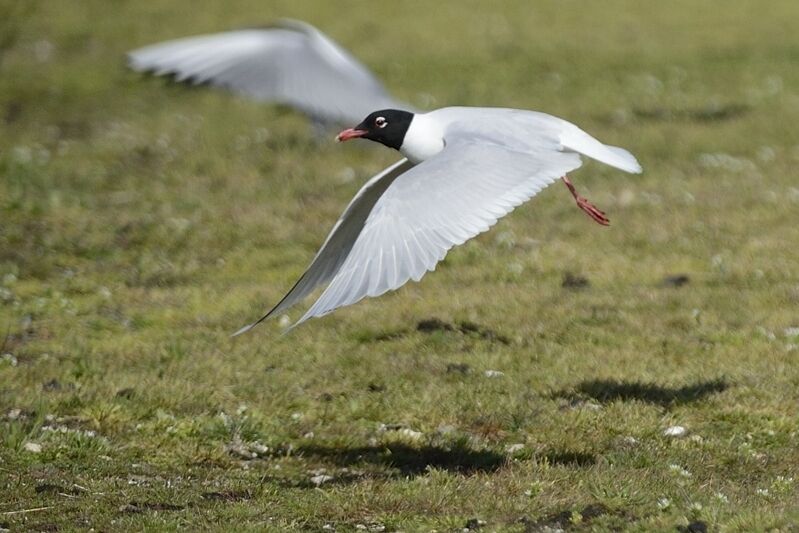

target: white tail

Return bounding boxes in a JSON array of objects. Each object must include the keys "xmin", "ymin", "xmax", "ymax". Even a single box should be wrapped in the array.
[{"xmin": 560, "ymin": 125, "xmax": 642, "ymax": 174}]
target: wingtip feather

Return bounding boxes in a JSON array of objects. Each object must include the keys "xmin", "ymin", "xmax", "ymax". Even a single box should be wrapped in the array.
[{"xmin": 230, "ymin": 323, "xmax": 255, "ymax": 337}]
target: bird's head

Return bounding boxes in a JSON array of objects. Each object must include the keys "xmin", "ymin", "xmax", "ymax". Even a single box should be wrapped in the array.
[{"xmin": 336, "ymin": 109, "xmax": 414, "ymax": 150}]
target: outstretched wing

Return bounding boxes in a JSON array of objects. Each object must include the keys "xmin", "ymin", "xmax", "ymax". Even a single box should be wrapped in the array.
[
  {"xmin": 128, "ymin": 19, "xmax": 406, "ymax": 124},
  {"xmin": 291, "ymin": 136, "xmax": 583, "ymax": 327},
  {"xmin": 232, "ymin": 158, "xmax": 415, "ymax": 336}
]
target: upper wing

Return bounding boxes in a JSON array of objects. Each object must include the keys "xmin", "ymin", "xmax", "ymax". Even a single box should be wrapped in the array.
[
  {"xmin": 127, "ymin": 19, "xmax": 405, "ymax": 124},
  {"xmin": 292, "ymin": 136, "xmax": 583, "ymax": 327},
  {"xmin": 429, "ymin": 106, "xmax": 642, "ymax": 174},
  {"xmin": 232, "ymin": 158, "xmax": 415, "ymax": 336}
]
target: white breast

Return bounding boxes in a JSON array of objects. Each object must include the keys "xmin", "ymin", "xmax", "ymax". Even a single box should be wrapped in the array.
[{"xmin": 399, "ymin": 113, "xmax": 445, "ymax": 164}]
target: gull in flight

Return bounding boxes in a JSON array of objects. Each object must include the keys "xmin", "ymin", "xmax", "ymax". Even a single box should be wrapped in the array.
[
  {"xmin": 127, "ymin": 19, "xmax": 411, "ymax": 125},
  {"xmin": 234, "ymin": 106, "xmax": 641, "ymax": 335}
]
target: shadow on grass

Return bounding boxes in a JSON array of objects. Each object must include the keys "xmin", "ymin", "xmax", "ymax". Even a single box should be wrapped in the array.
[
  {"xmin": 542, "ymin": 450, "xmax": 596, "ymax": 467},
  {"xmin": 523, "ymin": 503, "xmax": 620, "ymax": 532},
  {"xmin": 259, "ymin": 443, "xmax": 602, "ymax": 489},
  {"xmin": 554, "ymin": 378, "xmax": 729, "ymax": 407},
  {"xmin": 298, "ymin": 441, "xmax": 506, "ymax": 477},
  {"xmin": 632, "ymin": 103, "xmax": 749, "ymax": 122},
  {"xmin": 354, "ymin": 317, "xmax": 511, "ymax": 345}
]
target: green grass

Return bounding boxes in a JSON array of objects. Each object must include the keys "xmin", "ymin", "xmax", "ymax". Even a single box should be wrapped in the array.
[{"xmin": 2, "ymin": 0, "xmax": 799, "ymax": 530}]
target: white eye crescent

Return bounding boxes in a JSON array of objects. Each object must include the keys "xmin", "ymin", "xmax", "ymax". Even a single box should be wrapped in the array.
[{"xmin": 375, "ymin": 116, "xmax": 387, "ymax": 128}]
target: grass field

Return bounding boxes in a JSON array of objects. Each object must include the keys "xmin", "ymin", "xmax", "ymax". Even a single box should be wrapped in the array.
[{"xmin": 2, "ymin": 1, "xmax": 799, "ymax": 530}]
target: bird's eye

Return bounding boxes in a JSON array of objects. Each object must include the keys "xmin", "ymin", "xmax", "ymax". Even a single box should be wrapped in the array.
[{"xmin": 375, "ymin": 116, "xmax": 387, "ymax": 128}]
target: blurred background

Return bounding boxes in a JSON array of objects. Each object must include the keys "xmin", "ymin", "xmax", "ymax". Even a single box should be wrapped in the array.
[{"xmin": 1, "ymin": 1, "xmax": 798, "ymax": 530}]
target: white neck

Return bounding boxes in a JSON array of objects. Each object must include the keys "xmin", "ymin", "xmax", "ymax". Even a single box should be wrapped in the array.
[{"xmin": 400, "ymin": 113, "xmax": 445, "ymax": 164}]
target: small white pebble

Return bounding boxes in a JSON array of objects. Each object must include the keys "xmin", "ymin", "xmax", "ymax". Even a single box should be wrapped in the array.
[
  {"xmin": 24, "ymin": 442, "xmax": 42, "ymax": 453},
  {"xmin": 657, "ymin": 497, "xmax": 671, "ymax": 509},
  {"xmin": 505, "ymin": 443, "xmax": 525, "ymax": 453},
  {"xmin": 322, "ymin": 525, "xmax": 334, "ymax": 531},
  {"xmin": 582, "ymin": 401, "xmax": 602, "ymax": 411},
  {"xmin": 668, "ymin": 464, "xmax": 692, "ymax": 477},
  {"xmin": 399, "ymin": 428, "xmax": 423, "ymax": 440},
  {"xmin": 484, "ymin": 370, "xmax": 505, "ymax": 378},
  {"xmin": 664, "ymin": 425, "xmax": 687, "ymax": 437},
  {"xmin": 278, "ymin": 314, "xmax": 292, "ymax": 328},
  {"xmin": 250, "ymin": 441, "xmax": 270, "ymax": 455},
  {"xmin": 311, "ymin": 474, "xmax": 334, "ymax": 486}
]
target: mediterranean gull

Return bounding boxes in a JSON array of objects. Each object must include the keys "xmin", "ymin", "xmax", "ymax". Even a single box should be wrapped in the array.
[{"xmin": 233, "ymin": 106, "xmax": 641, "ymax": 335}]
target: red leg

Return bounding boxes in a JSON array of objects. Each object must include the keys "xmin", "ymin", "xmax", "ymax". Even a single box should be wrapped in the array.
[{"xmin": 561, "ymin": 176, "xmax": 610, "ymax": 226}]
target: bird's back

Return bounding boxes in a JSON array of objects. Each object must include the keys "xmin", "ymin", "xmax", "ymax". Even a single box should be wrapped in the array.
[{"xmin": 428, "ymin": 106, "xmax": 641, "ymax": 174}]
